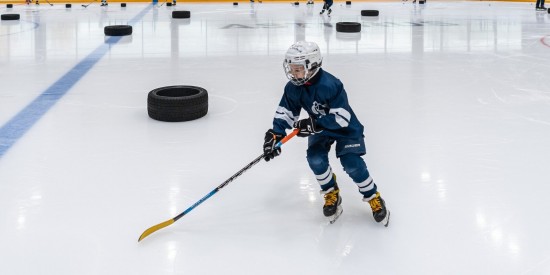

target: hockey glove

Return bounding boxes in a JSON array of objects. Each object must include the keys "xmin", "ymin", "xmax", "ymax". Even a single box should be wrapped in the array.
[
  {"xmin": 263, "ymin": 129, "xmax": 285, "ymax": 162},
  {"xmin": 293, "ymin": 117, "xmax": 323, "ymax": 137}
]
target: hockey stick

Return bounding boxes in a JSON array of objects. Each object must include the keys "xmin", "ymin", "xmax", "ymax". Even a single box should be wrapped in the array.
[
  {"xmin": 82, "ymin": 0, "xmax": 96, "ymax": 8},
  {"xmin": 138, "ymin": 129, "xmax": 299, "ymax": 242},
  {"xmin": 44, "ymin": 0, "xmax": 53, "ymax": 6},
  {"xmin": 158, "ymin": 0, "xmax": 168, "ymax": 7}
]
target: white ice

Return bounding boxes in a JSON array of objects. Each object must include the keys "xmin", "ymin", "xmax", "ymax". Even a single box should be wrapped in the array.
[{"xmin": 1, "ymin": 1, "xmax": 550, "ymax": 274}]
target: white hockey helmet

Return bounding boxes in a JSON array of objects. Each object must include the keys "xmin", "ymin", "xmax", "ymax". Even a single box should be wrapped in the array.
[{"xmin": 283, "ymin": 41, "xmax": 323, "ymax": 86}]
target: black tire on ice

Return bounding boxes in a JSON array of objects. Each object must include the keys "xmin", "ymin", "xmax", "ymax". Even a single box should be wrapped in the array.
[
  {"xmin": 346, "ymin": 1, "xmax": 351, "ymax": 5},
  {"xmin": 121, "ymin": 3, "xmax": 126, "ymax": 7},
  {"xmin": 361, "ymin": 10, "xmax": 379, "ymax": 16},
  {"xmin": 336, "ymin": 22, "xmax": 361, "ymax": 33},
  {"xmin": 1, "ymin": 14, "xmax": 20, "ymax": 20},
  {"xmin": 147, "ymin": 86, "xmax": 208, "ymax": 122},
  {"xmin": 172, "ymin": 10, "xmax": 190, "ymax": 18},
  {"xmin": 104, "ymin": 25, "xmax": 132, "ymax": 36},
  {"xmin": 6, "ymin": 4, "xmax": 13, "ymax": 8},
  {"xmin": 166, "ymin": 2, "xmax": 172, "ymax": 6},
  {"xmin": 66, "ymin": 3, "xmax": 71, "ymax": 8}
]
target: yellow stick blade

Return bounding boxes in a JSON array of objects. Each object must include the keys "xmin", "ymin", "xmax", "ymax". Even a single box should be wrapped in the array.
[{"xmin": 138, "ymin": 219, "xmax": 175, "ymax": 242}]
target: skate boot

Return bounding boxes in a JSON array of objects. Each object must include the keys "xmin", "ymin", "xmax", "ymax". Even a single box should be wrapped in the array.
[
  {"xmin": 327, "ymin": 9, "xmax": 332, "ymax": 16},
  {"xmin": 319, "ymin": 9, "xmax": 325, "ymax": 15},
  {"xmin": 364, "ymin": 192, "xmax": 390, "ymax": 227},
  {"xmin": 320, "ymin": 180, "xmax": 343, "ymax": 224}
]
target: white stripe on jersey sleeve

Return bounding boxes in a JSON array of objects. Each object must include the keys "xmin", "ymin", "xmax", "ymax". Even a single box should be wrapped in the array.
[
  {"xmin": 275, "ymin": 106, "xmax": 298, "ymax": 128},
  {"xmin": 329, "ymin": 108, "xmax": 351, "ymax": 127}
]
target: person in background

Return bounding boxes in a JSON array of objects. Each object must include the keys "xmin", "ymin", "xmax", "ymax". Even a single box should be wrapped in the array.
[
  {"xmin": 319, "ymin": 0, "xmax": 333, "ymax": 16},
  {"xmin": 536, "ymin": 0, "xmax": 547, "ymax": 11}
]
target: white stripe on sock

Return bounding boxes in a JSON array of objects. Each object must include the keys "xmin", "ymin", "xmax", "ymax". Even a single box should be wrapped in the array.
[
  {"xmin": 316, "ymin": 167, "xmax": 333, "ymax": 185},
  {"xmin": 357, "ymin": 176, "xmax": 374, "ymax": 192}
]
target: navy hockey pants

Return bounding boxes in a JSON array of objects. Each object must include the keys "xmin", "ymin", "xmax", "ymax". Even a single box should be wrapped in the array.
[
  {"xmin": 306, "ymin": 134, "xmax": 377, "ymax": 199},
  {"xmin": 322, "ymin": 0, "xmax": 333, "ymax": 10}
]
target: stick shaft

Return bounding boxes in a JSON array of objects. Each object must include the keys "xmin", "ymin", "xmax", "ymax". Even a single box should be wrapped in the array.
[
  {"xmin": 82, "ymin": 0, "xmax": 95, "ymax": 7},
  {"xmin": 173, "ymin": 129, "xmax": 298, "ymax": 221},
  {"xmin": 138, "ymin": 129, "xmax": 299, "ymax": 242},
  {"xmin": 174, "ymin": 153, "xmax": 263, "ymax": 221}
]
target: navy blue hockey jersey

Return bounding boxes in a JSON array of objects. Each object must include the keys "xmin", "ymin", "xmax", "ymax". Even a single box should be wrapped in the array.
[{"xmin": 272, "ymin": 69, "xmax": 364, "ymax": 138}]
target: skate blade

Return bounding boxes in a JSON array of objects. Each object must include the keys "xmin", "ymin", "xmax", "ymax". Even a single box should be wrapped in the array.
[
  {"xmin": 328, "ymin": 206, "xmax": 343, "ymax": 224},
  {"xmin": 381, "ymin": 210, "xmax": 390, "ymax": 227}
]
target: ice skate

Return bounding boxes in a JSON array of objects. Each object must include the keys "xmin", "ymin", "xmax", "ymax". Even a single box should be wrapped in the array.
[
  {"xmin": 319, "ymin": 9, "xmax": 325, "ymax": 15},
  {"xmin": 320, "ymin": 181, "xmax": 343, "ymax": 224},
  {"xmin": 327, "ymin": 9, "xmax": 332, "ymax": 16},
  {"xmin": 364, "ymin": 192, "xmax": 390, "ymax": 227}
]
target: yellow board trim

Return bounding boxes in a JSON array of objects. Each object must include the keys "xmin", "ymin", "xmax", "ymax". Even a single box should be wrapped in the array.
[{"xmin": 0, "ymin": 0, "xmax": 535, "ymax": 3}]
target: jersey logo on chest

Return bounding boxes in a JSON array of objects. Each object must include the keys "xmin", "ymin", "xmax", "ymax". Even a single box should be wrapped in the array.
[{"xmin": 312, "ymin": 101, "xmax": 327, "ymax": 116}]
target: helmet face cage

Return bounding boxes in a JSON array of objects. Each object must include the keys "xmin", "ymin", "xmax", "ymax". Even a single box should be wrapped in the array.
[
  {"xmin": 283, "ymin": 61, "xmax": 310, "ymax": 86},
  {"xmin": 283, "ymin": 41, "xmax": 323, "ymax": 86}
]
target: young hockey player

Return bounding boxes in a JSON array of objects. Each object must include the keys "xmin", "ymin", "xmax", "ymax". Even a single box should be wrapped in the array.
[
  {"xmin": 263, "ymin": 41, "xmax": 390, "ymax": 226},
  {"xmin": 319, "ymin": 0, "xmax": 333, "ymax": 15}
]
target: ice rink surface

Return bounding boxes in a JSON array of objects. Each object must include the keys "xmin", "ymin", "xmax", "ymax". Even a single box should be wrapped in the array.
[{"xmin": 1, "ymin": 1, "xmax": 550, "ymax": 274}]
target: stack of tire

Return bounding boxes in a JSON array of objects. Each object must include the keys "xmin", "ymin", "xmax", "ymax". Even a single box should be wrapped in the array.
[
  {"xmin": 172, "ymin": 10, "xmax": 190, "ymax": 19},
  {"xmin": 336, "ymin": 22, "xmax": 361, "ymax": 33},
  {"xmin": 361, "ymin": 10, "xmax": 379, "ymax": 17},
  {"xmin": 104, "ymin": 25, "xmax": 132, "ymax": 36},
  {"xmin": 147, "ymin": 86, "xmax": 208, "ymax": 122},
  {"xmin": 1, "ymin": 14, "xmax": 19, "ymax": 21}
]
